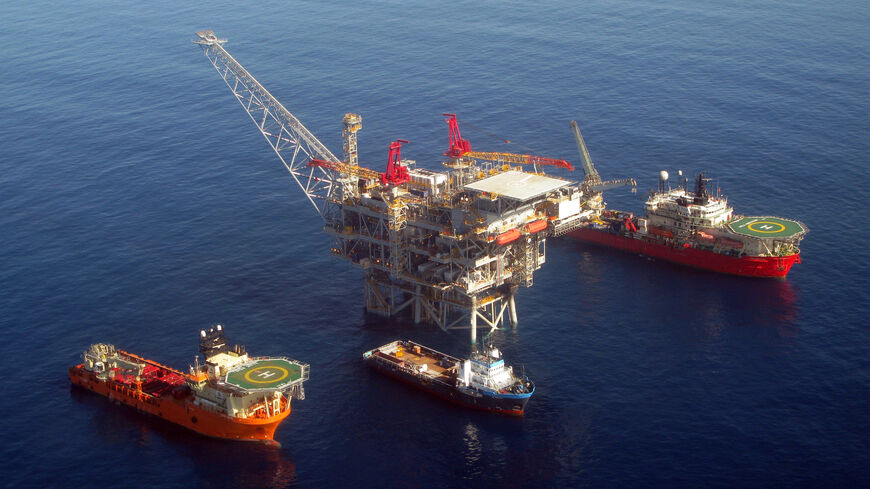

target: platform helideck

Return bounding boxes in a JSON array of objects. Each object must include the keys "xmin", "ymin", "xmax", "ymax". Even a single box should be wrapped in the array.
[{"xmin": 463, "ymin": 170, "xmax": 569, "ymax": 202}]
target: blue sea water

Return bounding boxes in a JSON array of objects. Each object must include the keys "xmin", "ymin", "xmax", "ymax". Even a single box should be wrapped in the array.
[{"xmin": 1, "ymin": 0, "xmax": 868, "ymax": 487}]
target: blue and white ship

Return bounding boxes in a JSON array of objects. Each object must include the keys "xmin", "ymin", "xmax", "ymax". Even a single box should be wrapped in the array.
[{"xmin": 363, "ymin": 340, "xmax": 534, "ymax": 415}]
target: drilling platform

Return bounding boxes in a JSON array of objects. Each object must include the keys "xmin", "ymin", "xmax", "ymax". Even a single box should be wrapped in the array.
[{"xmin": 193, "ymin": 31, "xmax": 593, "ymax": 343}]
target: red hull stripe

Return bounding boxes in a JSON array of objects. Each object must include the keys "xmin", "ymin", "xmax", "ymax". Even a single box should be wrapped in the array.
[{"xmin": 566, "ymin": 228, "xmax": 799, "ymax": 278}]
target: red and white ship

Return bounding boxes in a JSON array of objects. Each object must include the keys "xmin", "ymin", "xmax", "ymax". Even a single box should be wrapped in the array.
[{"xmin": 566, "ymin": 171, "xmax": 808, "ymax": 278}]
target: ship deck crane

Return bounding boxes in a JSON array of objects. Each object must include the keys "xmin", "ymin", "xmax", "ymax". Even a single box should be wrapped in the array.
[
  {"xmin": 570, "ymin": 120, "xmax": 636, "ymax": 192},
  {"xmin": 443, "ymin": 114, "xmax": 574, "ymax": 171}
]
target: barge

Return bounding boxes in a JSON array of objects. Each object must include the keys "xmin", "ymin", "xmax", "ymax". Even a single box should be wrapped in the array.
[{"xmin": 363, "ymin": 340, "xmax": 534, "ymax": 415}]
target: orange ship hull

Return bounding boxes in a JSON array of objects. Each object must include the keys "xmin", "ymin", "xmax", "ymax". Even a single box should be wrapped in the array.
[{"xmin": 69, "ymin": 364, "xmax": 290, "ymax": 444}]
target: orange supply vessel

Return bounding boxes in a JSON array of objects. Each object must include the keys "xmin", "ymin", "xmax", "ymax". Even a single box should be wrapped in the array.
[{"xmin": 69, "ymin": 325, "xmax": 309, "ymax": 445}]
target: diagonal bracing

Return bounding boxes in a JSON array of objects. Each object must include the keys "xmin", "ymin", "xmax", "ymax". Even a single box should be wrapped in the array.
[{"xmin": 194, "ymin": 30, "xmax": 340, "ymax": 220}]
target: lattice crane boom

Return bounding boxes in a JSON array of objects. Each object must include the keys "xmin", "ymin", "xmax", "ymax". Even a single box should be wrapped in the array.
[
  {"xmin": 570, "ymin": 120, "xmax": 600, "ymax": 183},
  {"xmin": 193, "ymin": 30, "xmax": 341, "ymax": 219},
  {"xmin": 570, "ymin": 120, "xmax": 636, "ymax": 192}
]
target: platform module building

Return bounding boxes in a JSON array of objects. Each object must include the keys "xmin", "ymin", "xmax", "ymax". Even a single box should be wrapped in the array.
[
  {"xmin": 193, "ymin": 31, "xmax": 588, "ymax": 342},
  {"xmin": 329, "ymin": 167, "xmax": 580, "ymax": 342}
]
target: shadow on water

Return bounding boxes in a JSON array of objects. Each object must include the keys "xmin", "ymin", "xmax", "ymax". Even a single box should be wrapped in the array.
[
  {"xmin": 361, "ymin": 307, "xmax": 492, "ymax": 353},
  {"xmin": 564, "ymin": 239, "xmax": 802, "ymax": 339},
  {"xmin": 70, "ymin": 386, "xmax": 298, "ymax": 488},
  {"xmin": 658, "ymin": 265, "xmax": 801, "ymax": 338}
]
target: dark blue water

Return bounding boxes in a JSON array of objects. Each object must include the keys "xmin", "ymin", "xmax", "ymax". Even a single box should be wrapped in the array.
[{"xmin": 2, "ymin": 1, "xmax": 868, "ymax": 487}]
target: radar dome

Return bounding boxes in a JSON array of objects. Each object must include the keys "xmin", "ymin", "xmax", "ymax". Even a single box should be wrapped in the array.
[{"xmin": 659, "ymin": 170, "xmax": 669, "ymax": 181}]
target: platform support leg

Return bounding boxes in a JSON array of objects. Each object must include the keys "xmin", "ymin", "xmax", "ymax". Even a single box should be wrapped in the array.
[
  {"xmin": 509, "ymin": 295, "xmax": 518, "ymax": 328},
  {"xmin": 470, "ymin": 309, "xmax": 478, "ymax": 345},
  {"xmin": 413, "ymin": 286, "xmax": 422, "ymax": 324}
]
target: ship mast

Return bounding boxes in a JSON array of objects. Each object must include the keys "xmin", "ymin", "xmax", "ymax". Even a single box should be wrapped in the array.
[{"xmin": 693, "ymin": 173, "xmax": 712, "ymax": 204}]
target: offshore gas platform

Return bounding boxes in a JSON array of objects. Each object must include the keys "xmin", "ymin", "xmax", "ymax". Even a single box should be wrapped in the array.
[{"xmin": 193, "ymin": 31, "xmax": 602, "ymax": 343}]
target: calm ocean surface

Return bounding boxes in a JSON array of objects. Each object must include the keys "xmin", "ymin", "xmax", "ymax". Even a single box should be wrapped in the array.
[{"xmin": 1, "ymin": 1, "xmax": 868, "ymax": 487}]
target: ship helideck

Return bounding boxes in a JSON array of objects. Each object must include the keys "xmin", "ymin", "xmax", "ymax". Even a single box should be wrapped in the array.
[{"xmin": 69, "ymin": 326, "xmax": 309, "ymax": 444}]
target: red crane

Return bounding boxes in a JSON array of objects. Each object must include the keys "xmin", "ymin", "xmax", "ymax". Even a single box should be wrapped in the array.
[
  {"xmin": 442, "ymin": 114, "xmax": 573, "ymax": 171},
  {"xmin": 381, "ymin": 139, "xmax": 411, "ymax": 186},
  {"xmin": 444, "ymin": 113, "xmax": 473, "ymax": 158}
]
